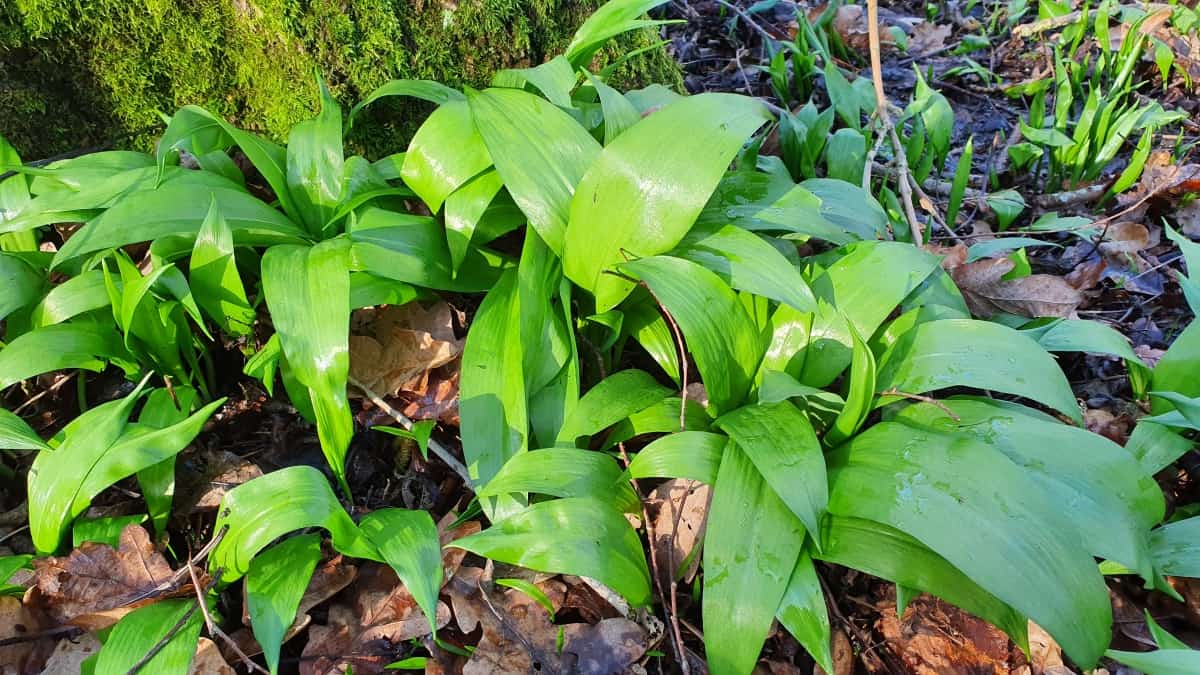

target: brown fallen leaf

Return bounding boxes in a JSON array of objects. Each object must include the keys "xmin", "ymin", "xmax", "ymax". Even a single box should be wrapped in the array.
[
  {"xmin": 1065, "ymin": 258, "xmax": 1107, "ymax": 291},
  {"xmin": 178, "ymin": 450, "xmax": 264, "ymax": 513},
  {"xmin": 649, "ymin": 479, "xmax": 711, "ymax": 593},
  {"xmin": 1026, "ymin": 621, "xmax": 1074, "ymax": 675},
  {"xmin": 189, "ymin": 637, "xmax": 235, "ymax": 675},
  {"xmin": 31, "ymin": 524, "xmax": 179, "ymax": 628},
  {"xmin": 401, "ymin": 364, "xmax": 460, "ymax": 426},
  {"xmin": 452, "ymin": 569, "xmax": 567, "ymax": 675},
  {"xmin": 813, "ymin": 627, "xmax": 854, "ymax": 675},
  {"xmin": 40, "ymin": 633, "xmax": 102, "ymax": 674},
  {"xmin": 350, "ymin": 303, "xmax": 464, "ymax": 399},
  {"xmin": 876, "ymin": 593, "xmax": 1018, "ymax": 674},
  {"xmin": 908, "ymin": 21, "xmax": 952, "ymax": 55},
  {"xmin": 1098, "ymin": 221, "xmax": 1153, "ymax": 256},
  {"xmin": 1084, "ymin": 408, "xmax": 1132, "ymax": 445},
  {"xmin": 0, "ymin": 594, "xmax": 53, "ymax": 673},
  {"xmin": 950, "ymin": 257, "xmax": 1083, "ymax": 318},
  {"xmin": 558, "ymin": 618, "xmax": 649, "ymax": 675}
]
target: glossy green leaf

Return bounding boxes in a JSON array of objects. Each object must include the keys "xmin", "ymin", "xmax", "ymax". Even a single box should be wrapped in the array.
[
  {"xmin": 823, "ymin": 128, "xmax": 866, "ymax": 184},
  {"xmin": 135, "ymin": 386, "xmax": 199, "ymax": 538},
  {"xmin": 401, "ymin": 100, "xmax": 491, "ymax": 213},
  {"xmin": 451, "ymin": 497, "xmax": 651, "ymax": 606},
  {"xmin": 586, "ymin": 72, "xmax": 640, "ymax": 144},
  {"xmin": 557, "ymin": 369, "xmax": 672, "ymax": 444},
  {"xmin": 444, "ymin": 170, "xmax": 505, "ymax": 272},
  {"xmin": 210, "ymin": 466, "xmax": 374, "ymax": 582},
  {"xmin": 1165, "ymin": 225, "xmax": 1200, "ymax": 314},
  {"xmin": 776, "ymin": 550, "xmax": 833, "ymax": 675},
  {"xmin": 816, "ymin": 515, "xmax": 1028, "ymax": 648},
  {"xmin": 372, "ymin": 420, "xmax": 435, "ymax": 460},
  {"xmin": 1153, "ymin": 320, "xmax": 1200, "ymax": 404},
  {"xmin": 190, "ymin": 200, "xmax": 255, "ymax": 335},
  {"xmin": 825, "ymin": 325, "xmax": 874, "ymax": 445},
  {"xmin": 1106, "ymin": 648, "xmax": 1200, "ymax": 675},
  {"xmin": 565, "ymin": 0, "xmax": 672, "ymax": 66},
  {"xmin": 622, "ymin": 294, "xmax": 681, "ymax": 383},
  {"xmin": 1021, "ymin": 318, "xmax": 1149, "ymax": 395},
  {"xmin": 349, "ymin": 207, "xmax": 507, "ymax": 292},
  {"xmin": 348, "ymin": 80, "xmax": 464, "ymax": 129},
  {"xmin": 28, "ymin": 379, "xmax": 222, "ymax": 554},
  {"xmin": 876, "ymin": 319, "xmax": 1082, "ymax": 423},
  {"xmin": 479, "ymin": 447, "xmax": 639, "ymax": 512},
  {"xmin": 467, "ymin": 87, "xmax": 601, "ymax": 253},
  {"xmin": 0, "ymin": 554, "xmax": 32, "ymax": 595},
  {"xmin": 673, "ymin": 224, "xmax": 817, "ymax": 312},
  {"xmin": 704, "ymin": 442, "xmax": 805, "ymax": 675},
  {"xmin": 95, "ymin": 599, "xmax": 202, "ymax": 675},
  {"xmin": 564, "ymin": 93, "xmax": 771, "ymax": 311},
  {"xmin": 495, "ymin": 578, "xmax": 556, "ymax": 618},
  {"xmin": 1149, "ymin": 515, "xmax": 1200, "ymax": 579},
  {"xmin": 0, "ymin": 252, "xmax": 42, "ymax": 321},
  {"xmin": 359, "ymin": 509, "xmax": 444, "ymax": 635},
  {"xmin": 1126, "ymin": 421, "xmax": 1194, "ymax": 474},
  {"xmin": 0, "ymin": 407, "xmax": 48, "ymax": 452},
  {"xmin": 827, "ymin": 422, "xmax": 1111, "ymax": 667},
  {"xmin": 493, "ymin": 55, "xmax": 576, "ymax": 107},
  {"xmin": 53, "ymin": 183, "xmax": 307, "ymax": 266},
  {"xmin": 262, "ymin": 239, "xmax": 353, "ymax": 496},
  {"xmin": 715, "ymin": 401, "xmax": 826, "ymax": 539},
  {"xmin": 987, "ymin": 189, "xmax": 1026, "ymax": 230},
  {"xmin": 72, "ymin": 516, "xmax": 148, "ymax": 548},
  {"xmin": 621, "ymin": 256, "xmax": 762, "ymax": 414},
  {"xmin": 627, "ymin": 431, "xmax": 726, "ymax": 484},
  {"xmin": 247, "ymin": 534, "xmax": 321, "ymax": 675},
  {"xmin": 286, "ymin": 76, "xmax": 344, "ymax": 232},
  {"xmin": 601, "ymin": 396, "xmax": 710, "ymax": 448},
  {"xmin": 0, "ymin": 322, "xmax": 134, "ymax": 390},
  {"xmin": 896, "ymin": 398, "xmax": 1161, "ymax": 578},
  {"xmin": 946, "ymin": 137, "xmax": 974, "ymax": 227},
  {"xmin": 28, "ymin": 270, "xmax": 115, "ymax": 328},
  {"xmin": 965, "ymin": 237, "xmax": 1058, "ymax": 262}
]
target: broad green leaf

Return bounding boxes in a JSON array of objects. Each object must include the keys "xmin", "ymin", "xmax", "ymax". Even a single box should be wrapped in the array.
[
  {"xmin": 825, "ymin": 325, "xmax": 874, "ymax": 445},
  {"xmin": 493, "ymin": 55, "xmax": 577, "ymax": 107},
  {"xmin": 563, "ymin": 93, "xmax": 771, "ymax": 311},
  {"xmin": 621, "ymin": 256, "xmax": 762, "ymax": 415},
  {"xmin": 1148, "ymin": 515, "xmax": 1200, "ymax": 578},
  {"xmin": 565, "ymin": 0, "xmax": 672, "ymax": 66},
  {"xmin": 749, "ymin": 185, "xmax": 868, "ymax": 245},
  {"xmin": 1105, "ymin": 648, "xmax": 1200, "ymax": 675},
  {"xmin": 287, "ymin": 76, "xmax": 344, "ymax": 232},
  {"xmin": 72, "ymin": 516, "xmax": 147, "ymax": 548},
  {"xmin": 987, "ymin": 189, "xmax": 1026, "ymax": 230},
  {"xmin": 349, "ymin": 272, "xmax": 418, "ymax": 310},
  {"xmin": 895, "ymin": 398, "xmax": 1161, "ymax": 578},
  {"xmin": 495, "ymin": 578, "xmax": 557, "ymax": 618},
  {"xmin": 601, "ymin": 396, "xmax": 710, "ymax": 449},
  {"xmin": 827, "ymin": 422, "xmax": 1112, "ymax": 667},
  {"xmin": 190, "ymin": 200, "xmax": 255, "ymax": 335},
  {"xmin": 0, "ymin": 322, "xmax": 134, "ymax": 390},
  {"xmin": 157, "ymin": 105, "xmax": 300, "ymax": 222},
  {"xmin": 358, "ymin": 509, "xmax": 444, "ymax": 635},
  {"xmin": 704, "ymin": 442, "xmax": 804, "ymax": 675},
  {"xmin": 673, "ymin": 224, "xmax": 817, "ymax": 312},
  {"xmin": 627, "ymin": 431, "xmax": 726, "ymax": 484},
  {"xmin": 0, "ymin": 554, "xmax": 32, "ymax": 595},
  {"xmin": 95, "ymin": 599, "xmax": 202, "ymax": 675},
  {"xmin": 29, "ymin": 385, "xmax": 223, "ymax": 554},
  {"xmin": 824, "ymin": 128, "xmax": 866, "ymax": 184},
  {"xmin": 966, "ymin": 237, "xmax": 1058, "ymax": 261},
  {"xmin": 210, "ymin": 466, "xmax": 374, "ymax": 582},
  {"xmin": 715, "ymin": 401, "xmax": 826, "ymax": 539},
  {"xmin": 262, "ymin": 239, "xmax": 353, "ymax": 496},
  {"xmin": 53, "ymin": 183, "xmax": 308, "ymax": 266},
  {"xmin": 28, "ymin": 270, "xmax": 115, "ymax": 328},
  {"xmin": 349, "ymin": 207, "xmax": 507, "ymax": 292},
  {"xmin": 622, "ymin": 294, "xmax": 681, "ymax": 383},
  {"xmin": 1020, "ymin": 318, "xmax": 1149, "ymax": 396},
  {"xmin": 467, "ymin": 87, "xmax": 601, "ymax": 253},
  {"xmin": 556, "ymin": 369, "xmax": 672, "ymax": 444},
  {"xmin": 946, "ymin": 137, "xmax": 974, "ymax": 227},
  {"xmin": 1165, "ymin": 225, "xmax": 1200, "ymax": 314},
  {"xmin": 135, "ymin": 386, "xmax": 199, "ymax": 538},
  {"xmin": 776, "ymin": 550, "xmax": 833, "ymax": 675},
  {"xmin": 1153, "ymin": 319, "xmax": 1200, "ymax": 403},
  {"xmin": 0, "ymin": 407, "xmax": 48, "ymax": 451},
  {"xmin": 586, "ymin": 72, "xmax": 640, "ymax": 144},
  {"xmin": 348, "ymin": 80, "xmax": 464, "ymax": 129},
  {"xmin": 478, "ymin": 448, "xmax": 639, "ymax": 512},
  {"xmin": 247, "ymin": 534, "xmax": 321, "ymax": 675},
  {"xmin": 401, "ymin": 100, "xmax": 491, "ymax": 213},
  {"xmin": 816, "ymin": 515, "xmax": 1028, "ymax": 648},
  {"xmin": 0, "ymin": 252, "xmax": 42, "ymax": 321},
  {"xmin": 876, "ymin": 319, "xmax": 1082, "ymax": 423},
  {"xmin": 372, "ymin": 421, "xmax": 435, "ymax": 460},
  {"xmin": 1126, "ymin": 421, "xmax": 1193, "ymax": 474},
  {"xmin": 451, "ymin": 497, "xmax": 652, "ymax": 606},
  {"xmin": 444, "ymin": 170, "xmax": 505, "ymax": 273}
]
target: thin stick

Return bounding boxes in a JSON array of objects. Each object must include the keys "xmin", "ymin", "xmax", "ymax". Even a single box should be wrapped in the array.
[
  {"xmin": 348, "ymin": 376, "xmax": 472, "ymax": 488},
  {"xmin": 187, "ymin": 557, "xmax": 267, "ymax": 674},
  {"xmin": 867, "ymin": 0, "xmax": 924, "ymax": 245},
  {"xmin": 126, "ymin": 602, "xmax": 201, "ymax": 674},
  {"xmin": 877, "ymin": 388, "xmax": 961, "ymax": 420},
  {"xmin": 641, "ymin": 282, "xmax": 690, "ymax": 432}
]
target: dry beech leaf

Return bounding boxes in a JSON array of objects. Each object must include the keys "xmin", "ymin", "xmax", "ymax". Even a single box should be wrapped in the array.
[
  {"xmin": 1026, "ymin": 621, "xmax": 1074, "ymax": 675},
  {"xmin": 558, "ymin": 618, "xmax": 650, "ymax": 675},
  {"xmin": 349, "ymin": 303, "xmax": 464, "ymax": 399},
  {"xmin": 926, "ymin": 243, "xmax": 968, "ymax": 271},
  {"xmin": 1066, "ymin": 258, "xmax": 1107, "ymax": 291},
  {"xmin": 876, "ymin": 593, "xmax": 1018, "ymax": 674},
  {"xmin": 649, "ymin": 479, "xmax": 711, "ymax": 592},
  {"xmin": 401, "ymin": 365, "xmax": 461, "ymax": 426},
  {"xmin": 950, "ymin": 257, "xmax": 1083, "ymax": 318},
  {"xmin": 909, "ymin": 21, "xmax": 952, "ymax": 54},
  {"xmin": 32, "ymin": 524, "xmax": 177, "ymax": 627},
  {"xmin": 1084, "ymin": 408, "xmax": 1132, "ymax": 446}
]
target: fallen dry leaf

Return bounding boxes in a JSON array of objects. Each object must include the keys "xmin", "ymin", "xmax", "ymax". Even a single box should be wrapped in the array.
[
  {"xmin": 350, "ymin": 303, "xmax": 463, "ymax": 399},
  {"xmin": 649, "ymin": 479, "xmax": 710, "ymax": 593},
  {"xmin": 40, "ymin": 633, "xmax": 102, "ymax": 674},
  {"xmin": 1178, "ymin": 200, "xmax": 1200, "ymax": 238},
  {"xmin": 1098, "ymin": 221, "xmax": 1153, "ymax": 256},
  {"xmin": 950, "ymin": 257, "xmax": 1083, "ymax": 318},
  {"xmin": 1025, "ymin": 621, "xmax": 1073, "ymax": 675},
  {"xmin": 178, "ymin": 450, "xmax": 263, "ymax": 513},
  {"xmin": 813, "ymin": 628, "xmax": 854, "ymax": 675},
  {"xmin": 0, "ymin": 594, "xmax": 52, "ymax": 673},
  {"xmin": 558, "ymin": 618, "xmax": 649, "ymax": 675},
  {"xmin": 189, "ymin": 637, "xmax": 235, "ymax": 675},
  {"xmin": 401, "ymin": 365, "xmax": 460, "ymax": 426},
  {"xmin": 453, "ymin": 568, "xmax": 567, "ymax": 675},
  {"xmin": 1065, "ymin": 258, "xmax": 1107, "ymax": 291},
  {"xmin": 32, "ymin": 524, "xmax": 177, "ymax": 628},
  {"xmin": 1084, "ymin": 408, "xmax": 1132, "ymax": 445},
  {"xmin": 908, "ymin": 21, "xmax": 952, "ymax": 55},
  {"xmin": 876, "ymin": 593, "xmax": 1018, "ymax": 674}
]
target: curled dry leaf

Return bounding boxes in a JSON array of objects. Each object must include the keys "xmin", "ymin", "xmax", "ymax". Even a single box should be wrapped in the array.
[
  {"xmin": 349, "ymin": 303, "xmax": 464, "ymax": 399},
  {"xmin": 31, "ymin": 524, "xmax": 178, "ymax": 628},
  {"xmin": 949, "ymin": 257, "xmax": 1083, "ymax": 318},
  {"xmin": 876, "ymin": 593, "xmax": 1019, "ymax": 675},
  {"xmin": 1098, "ymin": 222, "xmax": 1153, "ymax": 257},
  {"xmin": 1025, "ymin": 621, "xmax": 1074, "ymax": 675},
  {"xmin": 649, "ymin": 479, "xmax": 711, "ymax": 593}
]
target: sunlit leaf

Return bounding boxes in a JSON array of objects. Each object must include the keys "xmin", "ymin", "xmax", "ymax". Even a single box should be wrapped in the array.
[
  {"xmin": 247, "ymin": 534, "xmax": 321, "ymax": 675},
  {"xmin": 478, "ymin": 447, "xmax": 639, "ymax": 512},
  {"xmin": 0, "ymin": 322, "xmax": 134, "ymax": 390},
  {"xmin": 359, "ymin": 509, "xmax": 444, "ymax": 635},
  {"xmin": 401, "ymin": 100, "xmax": 491, "ymax": 213},
  {"xmin": 95, "ymin": 599, "xmax": 202, "ymax": 675},
  {"xmin": 627, "ymin": 431, "xmax": 726, "ymax": 483}
]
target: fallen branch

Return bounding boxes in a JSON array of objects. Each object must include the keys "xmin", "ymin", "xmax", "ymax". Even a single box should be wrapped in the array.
[{"xmin": 1012, "ymin": 3, "xmax": 1172, "ymax": 38}]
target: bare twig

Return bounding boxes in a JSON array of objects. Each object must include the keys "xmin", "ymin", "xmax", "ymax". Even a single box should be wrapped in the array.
[
  {"xmin": 126, "ymin": 602, "xmax": 201, "ymax": 674},
  {"xmin": 186, "ymin": 557, "xmax": 267, "ymax": 674},
  {"xmin": 1011, "ymin": 3, "xmax": 1172, "ymax": 38},
  {"xmin": 877, "ymin": 388, "xmax": 961, "ymax": 420},
  {"xmin": 640, "ymin": 282, "xmax": 690, "ymax": 432},
  {"xmin": 348, "ymin": 375, "xmax": 472, "ymax": 488}
]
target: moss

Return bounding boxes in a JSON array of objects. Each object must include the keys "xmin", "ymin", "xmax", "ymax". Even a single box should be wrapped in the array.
[{"xmin": 0, "ymin": 0, "xmax": 681, "ymax": 159}]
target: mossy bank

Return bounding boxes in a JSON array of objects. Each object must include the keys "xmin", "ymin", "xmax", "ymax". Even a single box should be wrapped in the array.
[{"xmin": 0, "ymin": 0, "xmax": 680, "ymax": 159}]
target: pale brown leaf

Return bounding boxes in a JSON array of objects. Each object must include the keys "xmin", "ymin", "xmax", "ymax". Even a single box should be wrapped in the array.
[
  {"xmin": 876, "ymin": 593, "xmax": 1017, "ymax": 674},
  {"xmin": 951, "ymin": 257, "xmax": 1082, "ymax": 318},
  {"xmin": 649, "ymin": 479, "xmax": 710, "ymax": 593},
  {"xmin": 349, "ymin": 303, "xmax": 463, "ymax": 399}
]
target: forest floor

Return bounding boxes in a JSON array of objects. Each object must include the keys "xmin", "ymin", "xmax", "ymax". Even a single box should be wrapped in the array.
[{"xmin": 3, "ymin": 1, "xmax": 1200, "ymax": 674}]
